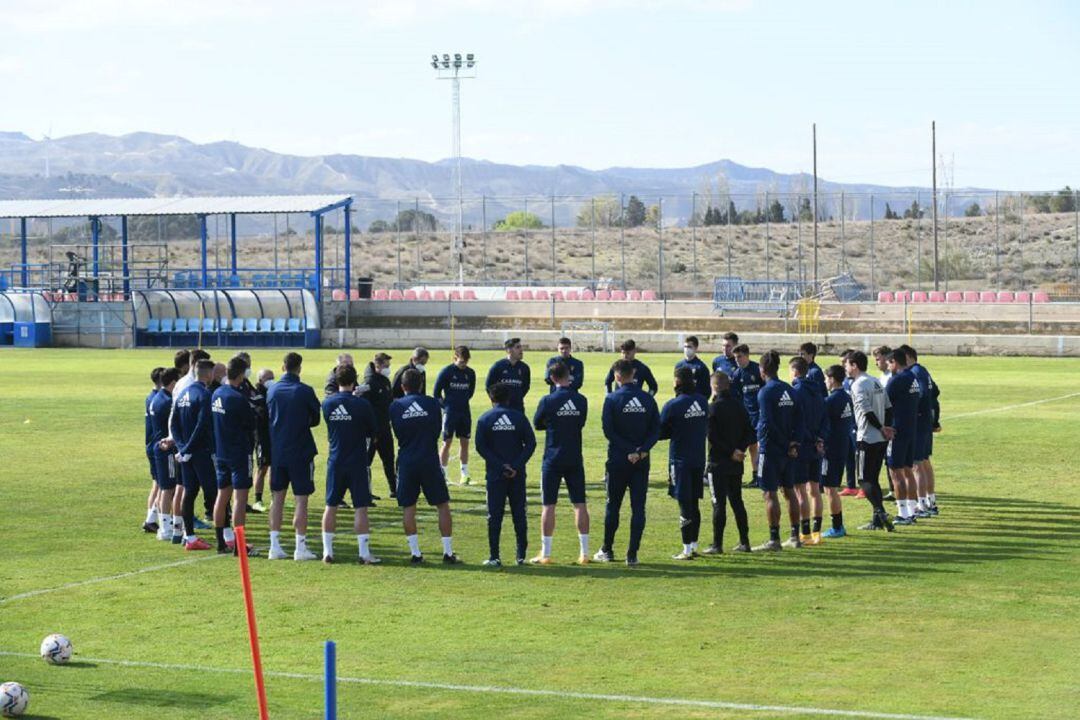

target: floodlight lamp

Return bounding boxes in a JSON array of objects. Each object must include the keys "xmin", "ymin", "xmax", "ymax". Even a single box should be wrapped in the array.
[
  {"xmin": 454, "ymin": 53, "xmax": 461, "ymax": 61},
  {"xmin": 432, "ymin": 61, "xmax": 438, "ymax": 69},
  {"xmin": 443, "ymin": 54, "xmax": 450, "ymax": 62},
  {"xmin": 432, "ymin": 54, "xmax": 439, "ymax": 62},
  {"xmin": 466, "ymin": 53, "xmax": 474, "ymax": 61}
]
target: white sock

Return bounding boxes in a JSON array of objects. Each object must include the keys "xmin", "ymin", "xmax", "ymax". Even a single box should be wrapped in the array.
[
  {"xmin": 146, "ymin": 507, "xmax": 158, "ymax": 524},
  {"xmin": 578, "ymin": 533, "xmax": 589, "ymax": 556},
  {"xmin": 173, "ymin": 517, "xmax": 183, "ymax": 533},
  {"xmin": 406, "ymin": 534, "xmax": 421, "ymax": 556},
  {"xmin": 541, "ymin": 535, "xmax": 553, "ymax": 557},
  {"xmin": 906, "ymin": 499, "xmax": 917, "ymax": 516},
  {"xmin": 896, "ymin": 500, "xmax": 905, "ymax": 518},
  {"xmin": 184, "ymin": 534, "xmax": 196, "ymax": 544},
  {"xmin": 160, "ymin": 513, "xmax": 172, "ymax": 530},
  {"xmin": 929, "ymin": 493, "xmax": 936, "ymax": 506},
  {"xmin": 441, "ymin": 536, "xmax": 453, "ymax": 556},
  {"xmin": 322, "ymin": 532, "xmax": 335, "ymax": 557},
  {"xmin": 690, "ymin": 541, "xmax": 699, "ymax": 552},
  {"xmin": 223, "ymin": 527, "xmax": 235, "ymax": 543},
  {"xmin": 460, "ymin": 463, "xmax": 469, "ymax": 475},
  {"xmin": 269, "ymin": 531, "xmax": 282, "ymax": 551},
  {"xmin": 357, "ymin": 534, "xmax": 370, "ymax": 558},
  {"xmin": 295, "ymin": 534, "xmax": 307, "ymax": 550},
  {"xmin": 683, "ymin": 543, "xmax": 693, "ymax": 555}
]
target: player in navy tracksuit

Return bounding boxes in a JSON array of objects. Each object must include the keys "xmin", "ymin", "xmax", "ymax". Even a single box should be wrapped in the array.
[
  {"xmin": 475, "ymin": 383, "xmax": 536, "ymax": 566},
  {"xmin": 900, "ymin": 345, "xmax": 940, "ymax": 515},
  {"xmin": 790, "ymin": 357, "xmax": 830, "ymax": 545},
  {"xmin": 485, "ymin": 337, "xmax": 531, "ymax": 413},
  {"xmin": 142, "ymin": 367, "xmax": 165, "ymax": 533},
  {"xmin": 603, "ymin": 339, "xmax": 658, "ymax": 395},
  {"xmin": 821, "ymin": 364, "xmax": 854, "ymax": 538},
  {"xmin": 545, "ymin": 337, "xmax": 584, "ymax": 393},
  {"xmin": 320, "ymin": 364, "xmax": 380, "ymax": 564},
  {"xmin": 211, "ymin": 357, "xmax": 256, "ymax": 555},
  {"xmin": 659, "ymin": 367, "xmax": 710, "ymax": 560},
  {"xmin": 532, "ymin": 361, "xmax": 590, "ymax": 564},
  {"xmin": 149, "ymin": 368, "xmax": 180, "ymax": 542},
  {"xmin": 597, "ymin": 359, "xmax": 660, "ymax": 565},
  {"xmin": 799, "ymin": 342, "xmax": 828, "ymax": 398},
  {"xmin": 169, "ymin": 359, "xmax": 216, "ymax": 550},
  {"xmin": 753, "ymin": 350, "xmax": 802, "ymax": 552},
  {"xmin": 731, "ymin": 344, "xmax": 763, "ymax": 488},
  {"xmin": 711, "ymin": 331, "xmax": 740, "ymax": 377},
  {"xmin": 434, "ymin": 346, "xmax": 477, "ymax": 483},
  {"xmin": 266, "ymin": 352, "xmax": 322, "ymax": 560},
  {"xmin": 391, "ymin": 368, "xmax": 460, "ymax": 564},
  {"xmin": 885, "ymin": 348, "xmax": 922, "ymax": 525},
  {"xmin": 675, "ymin": 335, "xmax": 712, "ymax": 398}
]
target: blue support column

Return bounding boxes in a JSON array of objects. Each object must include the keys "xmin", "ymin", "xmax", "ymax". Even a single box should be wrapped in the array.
[
  {"xmin": 229, "ymin": 213, "xmax": 238, "ymax": 277},
  {"xmin": 91, "ymin": 216, "xmax": 101, "ymax": 279},
  {"xmin": 200, "ymin": 214, "xmax": 209, "ymax": 289},
  {"xmin": 343, "ymin": 201, "xmax": 352, "ymax": 297},
  {"xmin": 19, "ymin": 218, "xmax": 28, "ymax": 287},
  {"xmin": 121, "ymin": 216, "xmax": 130, "ymax": 298},
  {"xmin": 314, "ymin": 213, "xmax": 323, "ymax": 303}
]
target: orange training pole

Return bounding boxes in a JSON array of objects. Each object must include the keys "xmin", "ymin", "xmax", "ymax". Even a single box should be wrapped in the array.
[{"xmin": 235, "ymin": 525, "xmax": 270, "ymax": 719}]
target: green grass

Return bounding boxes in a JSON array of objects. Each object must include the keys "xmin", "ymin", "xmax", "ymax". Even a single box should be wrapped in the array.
[{"xmin": 1, "ymin": 348, "xmax": 1078, "ymax": 720}]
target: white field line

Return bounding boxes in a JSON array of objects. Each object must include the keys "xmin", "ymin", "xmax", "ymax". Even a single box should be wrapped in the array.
[
  {"xmin": 0, "ymin": 555, "xmax": 223, "ymax": 605},
  {"xmin": 943, "ymin": 391, "xmax": 1080, "ymax": 421},
  {"xmin": 0, "ymin": 651, "xmax": 977, "ymax": 720}
]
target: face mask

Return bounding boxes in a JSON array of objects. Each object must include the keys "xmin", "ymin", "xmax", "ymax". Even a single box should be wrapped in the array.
[
  {"xmin": 683, "ymin": 348, "xmax": 696, "ymax": 360},
  {"xmin": 264, "ymin": 379, "xmax": 275, "ymax": 389},
  {"xmin": 415, "ymin": 363, "xmax": 426, "ymax": 374},
  {"xmin": 380, "ymin": 367, "xmax": 391, "ymax": 378},
  {"xmin": 244, "ymin": 368, "xmax": 251, "ymax": 379}
]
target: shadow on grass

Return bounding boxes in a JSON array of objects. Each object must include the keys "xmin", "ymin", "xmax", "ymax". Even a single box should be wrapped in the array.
[{"xmin": 90, "ymin": 688, "xmax": 236, "ymax": 709}]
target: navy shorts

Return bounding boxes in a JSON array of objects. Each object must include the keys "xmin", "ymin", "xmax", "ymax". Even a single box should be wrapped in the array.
[
  {"xmin": 791, "ymin": 456, "xmax": 818, "ymax": 484},
  {"xmin": 887, "ymin": 432, "xmax": 916, "ymax": 469},
  {"xmin": 820, "ymin": 456, "xmax": 844, "ymax": 488},
  {"xmin": 541, "ymin": 464, "xmax": 587, "ymax": 505},
  {"xmin": 914, "ymin": 422, "xmax": 933, "ymax": 462},
  {"xmin": 758, "ymin": 453, "xmax": 795, "ymax": 492},
  {"xmin": 153, "ymin": 450, "xmax": 178, "ymax": 491},
  {"xmin": 270, "ymin": 460, "xmax": 316, "ymax": 496},
  {"xmin": 441, "ymin": 411, "xmax": 472, "ymax": 441},
  {"xmin": 397, "ymin": 462, "xmax": 451, "ymax": 507},
  {"xmin": 326, "ymin": 462, "xmax": 373, "ymax": 508},
  {"xmin": 216, "ymin": 456, "xmax": 253, "ymax": 490},
  {"xmin": 669, "ymin": 462, "xmax": 705, "ymax": 502},
  {"xmin": 179, "ymin": 452, "xmax": 215, "ymax": 493}
]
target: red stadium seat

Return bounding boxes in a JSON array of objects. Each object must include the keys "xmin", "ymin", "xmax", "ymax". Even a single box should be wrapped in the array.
[
  {"xmin": 627, "ymin": 289, "xmax": 642, "ymax": 301},
  {"xmin": 463, "ymin": 289, "xmax": 477, "ymax": 300},
  {"xmin": 418, "ymin": 290, "xmax": 432, "ymax": 300},
  {"xmin": 595, "ymin": 289, "xmax": 611, "ymax": 300},
  {"xmin": 928, "ymin": 291, "xmax": 945, "ymax": 302},
  {"xmin": 997, "ymin": 291, "xmax": 1014, "ymax": 303},
  {"xmin": 519, "ymin": 289, "xmax": 534, "ymax": 300},
  {"xmin": 581, "ymin": 289, "xmax": 595, "ymax": 300},
  {"xmin": 610, "ymin": 289, "xmax": 627, "ymax": 301},
  {"xmin": 1015, "ymin": 291, "xmax": 1031, "ymax": 303},
  {"xmin": 895, "ymin": 290, "xmax": 910, "ymax": 303},
  {"xmin": 877, "ymin": 291, "xmax": 894, "ymax": 303},
  {"xmin": 505, "ymin": 289, "xmax": 520, "ymax": 300},
  {"xmin": 565, "ymin": 290, "xmax": 580, "ymax": 301},
  {"xmin": 403, "ymin": 289, "xmax": 418, "ymax": 300},
  {"xmin": 349, "ymin": 289, "xmax": 360, "ymax": 300},
  {"xmin": 449, "ymin": 290, "xmax": 462, "ymax": 300},
  {"xmin": 979, "ymin": 291, "xmax": 997, "ymax": 303},
  {"xmin": 912, "ymin": 291, "xmax": 928, "ymax": 303},
  {"xmin": 1033, "ymin": 291, "xmax": 1050, "ymax": 303},
  {"xmin": 373, "ymin": 289, "xmax": 389, "ymax": 300},
  {"xmin": 331, "ymin": 289, "xmax": 346, "ymax": 301},
  {"xmin": 945, "ymin": 291, "xmax": 962, "ymax": 303},
  {"xmin": 433, "ymin": 290, "xmax": 447, "ymax": 301},
  {"xmin": 962, "ymin": 291, "xmax": 979, "ymax": 303},
  {"xmin": 550, "ymin": 290, "xmax": 564, "ymax": 301},
  {"xmin": 642, "ymin": 290, "xmax": 657, "ymax": 300},
  {"xmin": 388, "ymin": 289, "xmax": 404, "ymax": 300},
  {"xmin": 535, "ymin": 289, "xmax": 550, "ymax": 300}
]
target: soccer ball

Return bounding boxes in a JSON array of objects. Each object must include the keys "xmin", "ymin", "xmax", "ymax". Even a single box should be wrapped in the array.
[
  {"xmin": 0, "ymin": 682, "xmax": 29, "ymax": 717},
  {"xmin": 40, "ymin": 633, "xmax": 72, "ymax": 665}
]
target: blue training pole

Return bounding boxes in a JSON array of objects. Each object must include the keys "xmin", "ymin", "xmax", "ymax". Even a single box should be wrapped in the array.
[{"xmin": 324, "ymin": 640, "xmax": 337, "ymax": 720}]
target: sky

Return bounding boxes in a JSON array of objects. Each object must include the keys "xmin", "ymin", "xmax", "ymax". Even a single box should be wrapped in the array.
[{"xmin": 3, "ymin": 0, "xmax": 1079, "ymax": 190}]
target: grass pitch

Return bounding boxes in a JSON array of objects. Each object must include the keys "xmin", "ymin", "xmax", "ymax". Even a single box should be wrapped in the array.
[{"xmin": 1, "ymin": 348, "xmax": 1078, "ymax": 719}]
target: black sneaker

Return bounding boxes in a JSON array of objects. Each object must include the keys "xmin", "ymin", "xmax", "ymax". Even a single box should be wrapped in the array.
[
  {"xmin": 410, "ymin": 554, "xmax": 425, "ymax": 564},
  {"xmin": 323, "ymin": 555, "xmax": 334, "ymax": 564},
  {"xmin": 143, "ymin": 522, "xmax": 159, "ymax": 533},
  {"xmin": 883, "ymin": 491, "xmax": 895, "ymax": 501},
  {"xmin": 701, "ymin": 544, "xmax": 723, "ymax": 555},
  {"xmin": 745, "ymin": 479, "xmax": 761, "ymax": 489},
  {"xmin": 893, "ymin": 516, "xmax": 915, "ymax": 526},
  {"xmin": 482, "ymin": 558, "xmax": 502, "ymax": 568},
  {"xmin": 858, "ymin": 518, "xmax": 883, "ymax": 530},
  {"xmin": 626, "ymin": 556, "xmax": 639, "ymax": 567},
  {"xmin": 371, "ymin": 494, "xmax": 382, "ymax": 501},
  {"xmin": 516, "ymin": 557, "xmax": 526, "ymax": 566},
  {"xmin": 442, "ymin": 553, "xmax": 462, "ymax": 564},
  {"xmin": 878, "ymin": 513, "xmax": 895, "ymax": 532}
]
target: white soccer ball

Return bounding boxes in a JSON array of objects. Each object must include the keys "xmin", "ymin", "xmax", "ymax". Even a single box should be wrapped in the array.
[
  {"xmin": 0, "ymin": 682, "xmax": 29, "ymax": 717},
  {"xmin": 40, "ymin": 633, "xmax": 72, "ymax": 665}
]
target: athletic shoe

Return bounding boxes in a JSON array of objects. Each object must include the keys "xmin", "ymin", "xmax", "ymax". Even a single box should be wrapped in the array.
[
  {"xmin": 702, "ymin": 544, "xmax": 723, "ymax": 555},
  {"xmin": 880, "ymin": 513, "xmax": 895, "ymax": 532},
  {"xmin": 250, "ymin": 501, "xmax": 267, "ymax": 513},
  {"xmin": 184, "ymin": 538, "xmax": 212, "ymax": 551},
  {"xmin": 171, "ymin": 534, "xmax": 183, "ymax": 545},
  {"xmin": 731, "ymin": 543, "xmax": 751, "ymax": 553},
  {"xmin": 625, "ymin": 556, "xmax": 639, "ymax": 566},
  {"xmin": 225, "ymin": 540, "xmax": 255, "ymax": 553},
  {"xmin": 143, "ymin": 521, "xmax": 159, "ymax": 533},
  {"xmin": 744, "ymin": 479, "xmax": 761, "ymax": 489},
  {"xmin": 839, "ymin": 487, "xmax": 858, "ymax": 497},
  {"xmin": 217, "ymin": 545, "xmax": 231, "ymax": 555},
  {"xmin": 442, "ymin": 553, "xmax": 462, "ymax": 564},
  {"xmin": 359, "ymin": 555, "xmax": 381, "ymax": 565},
  {"xmin": 883, "ymin": 491, "xmax": 895, "ymax": 501},
  {"xmin": 482, "ymin": 558, "xmax": 502, "ymax": 568},
  {"xmin": 529, "ymin": 555, "xmax": 553, "ymax": 565},
  {"xmin": 805, "ymin": 532, "xmax": 823, "ymax": 545},
  {"xmin": 193, "ymin": 517, "xmax": 211, "ymax": 530},
  {"xmin": 576, "ymin": 554, "xmax": 590, "ymax": 565},
  {"xmin": 516, "ymin": 557, "xmax": 526, "ymax": 566},
  {"xmin": 800, "ymin": 533, "xmax": 815, "ymax": 545},
  {"xmin": 389, "ymin": 491, "xmax": 397, "ymax": 499},
  {"xmin": 293, "ymin": 548, "xmax": 317, "ymax": 561},
  {"xmin": 855, "ymin": 489, "xmax": 867, "ymax": 499},
  {"xmin": 928, "ymin": 505, "xmax": 940, "ymax": 516},
  {"xmin": 915, "ymin": 509, "xmax": 932, "ymax": 519},
  {"xmin": 858, "ymin": 518, "xmax": 883, "ymax": 530},
  {"xmin": 409, "ymin": 554, "xmax": 424, "ymax": 565},
  {"xmin": 671, "ymin": 551, "xmax": 695, "ymax": 561},
  {"xmin": 267, "ymin": 547, "xmax": 289, "ymax": 560},
  {"xmin": 893, "ymin": 516, "xmax": 915, "ymax": 526},
  {"xmin": 781, "ymin": 537, "xmax": 803, "ymax": 549},
  {"xmin": 822, "ymin": 527, "xmax": 847, "ymax": 539},
  {"xmin": 238, "ymin": 546, "xmax": 260, "ymax": 557},
  {"xmin": 593, "ymin": 549, "xmax": 614, "ymax": 563},
  {"xmin": 752, "ymin": 540, "xmax": 782, "ymax": 552},
  {"xmin": 156, "ymin": 527, "xmax": 172, "ymax": 541},
  {"xmin": 322, "ymin": 555, "xmax": 334, "ymax": 564}
]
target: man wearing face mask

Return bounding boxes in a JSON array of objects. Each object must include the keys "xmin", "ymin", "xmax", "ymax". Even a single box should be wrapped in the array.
[
  {"xmin": 486, "ymin": 338, "xmax": 531, "ymax": 413},
  {"xmin": 675, "ymin": 335, "xmax": 711, "ymax": 398},
  {"xmin": 392, "ymin": 347, "xmax": 430, "ymax": 399},
  {"xmin": 360, "ymin": 352, "xmax": 397, "ymax": 498},
  {"xmin": 325, "ymin": 353, "xmax": 355, "ymax": 397}
]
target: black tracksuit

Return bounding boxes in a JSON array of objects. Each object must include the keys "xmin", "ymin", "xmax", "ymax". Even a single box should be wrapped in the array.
[
  {"xmin": 359, "ymin": 362, "xmax": 396, "ymax": 494},
  {"xmin": 707, "ymin": 394, "xmax": 756, "ymax": 548}
]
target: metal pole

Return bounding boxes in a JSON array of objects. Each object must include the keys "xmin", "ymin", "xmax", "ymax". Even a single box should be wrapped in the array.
[
  {"xmin": 812, "ymin": 123, "xmax": 819, "ymax": 286},
  {"xmin": 1019, "ymin": 193, "xmax": 1026, "ymax": 290},
  {"xmin": 943, "ymin": 192, "xmax": 949, "ymax": 292},
  {"xmin": 481, "ymin": 195, "xmax": 488, "ymax": 280},
  {"xmin": 91, "ymin": 216, "xmax": 101, "ymax": 280},
  {"xmin": 869, "ymin": 195, "xmax": 876, "ymax": 296},
  {"xmin": 19, "ymin": 217, "xmax": 27, "ymax": 287},
  {"xmin": 765, "ymin": 191, "xmax": 771, "ymax": 281},
  {"xmin": 796, "ymin": 197, "xmax": 803, "ymax": 285},
  {"xmin": 691, "ymin": 192, "xmax": 698, "ymax": 293},
  {"xmin": 121, "ymin": 216, "xmax": 129, "ymax": 297},
  {"xmin": 451, "ymin": 73, "xmax": 464, "ymax": 286},
  {"xmin": 229, "ymin": 213, "xmax": 238, "ymax": 275},
  {"xmin": 932, "ymin": 120, "xmax": 939, "ymax": 291},
  {"xmin": 343, "ymin": 201, "xmax": 352, "ymax": 297},
  {"xmin": 414, "ymin": 198, "xmax": 420, "ymax": 282},
  {"xmin": 726, "ymin": 198, "xmax": 732, "ymax": 277},
  {"xmin": 551, "ymin": 194, "xmax": 556, "ymax": 284},
  {"xmin": 273, "ymin": 214, "xmax": 279, "ymax": 276},
  {"xmin": 619, "ymin": 194, "xmax": 626, "ymax": 288},
  {"xmin": 995, "ymin": 190, "xmax": 1001, "ymax": 286},
  {"xmin": 524, "ymin": 197, "xmax": 530, "ymax": 285},
  {"xmin": 1075, "ymin": 189, "xmax": 1079, "ymax": 286},
  {"xmin": 197, "ymin": 215, "xmax": 208, "ymax": 289},
  {"xmin": 840, "ymin": 191, "xmax": 846, "ymax": 272},
  {"xmin": 314, "ymin": 213, "xmax": 323, "ymax": 303},
  {"xmin": 657, "ymin": 197, "xmax": 664, "ymax": 298},
  {"xmin": 916, "ymin": 191, "xmax": 922, "ymax": 290},
  {"xmin": 590, "ymin": 197, "xmax": 597, "ymax": 282}
]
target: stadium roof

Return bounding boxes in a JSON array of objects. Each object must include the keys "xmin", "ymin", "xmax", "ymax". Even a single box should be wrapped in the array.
[{"xmin": 0, "ymin": 194, "xmax": 352, "ymax": 219}]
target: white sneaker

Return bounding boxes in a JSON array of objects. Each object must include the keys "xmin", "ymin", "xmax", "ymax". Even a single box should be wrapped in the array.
[
  {"xmin": 267, "ymin": 547, "xmax": 288, "ymax": 560},
  {"xmin": 294, "ymin": 547, "xmax": 317, "ymax": 562},
  {"xmin": 592, "ymin": 549, "xmax": 613, "ymax": 563},
  {"xmin": 360, "ymin": 554, "xmax": 382, "ymax": 565}
]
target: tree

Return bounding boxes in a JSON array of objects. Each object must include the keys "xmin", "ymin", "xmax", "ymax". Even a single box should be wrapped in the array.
[
  {"xmin": 883, "ymin": 203, "xmax": 900, "ymax": 220},
  {"xmin": 964, "ymin": 202, "xmax": 982, "ymax": 217},
  {"xmin": 767, "ymin": 199, "xmax": 786, "ymax": 223},
  {"xmin": 394, "ymin": 209, "xmax": 439, "ymax": 232},
  {"xmin": 797, "ymin": 198, "xmax": 813, "ymax": 222},
  {"xmin": 903, "ymin": 201, "xmax": 924, "ymax": 219},
  {"xmin": 367, "ymin": 219, "xmax": 392, "ymax": 233},
  {"xmin": 624, "ymin": 195, "xmax": 647, "ymax": 227},
  {"xmin": 575, "ymin": 195, "xmax": 622, "ymax": 228},
  {"xmin": 494, "ymin": 210, "xmax": 544, "ymax": 230},
  {"xmin": 645, "ymin": 204, "xmax": 661, "ymax": 229},
  {"xmin": 1050, "ymin": 186, "xmax": 1077, "ymax": 213}
]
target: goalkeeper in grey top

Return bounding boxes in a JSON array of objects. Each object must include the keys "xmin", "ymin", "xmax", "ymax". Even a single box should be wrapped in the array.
[{"xmin": 844, "ymin": 351, "xmax": 896, "ymax": 532}]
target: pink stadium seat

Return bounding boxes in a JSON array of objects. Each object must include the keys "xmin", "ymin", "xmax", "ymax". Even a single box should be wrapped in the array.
[
  {"xmin": 610, "ymin": 289, "xmax": 627, "ymax": 301},
  {"xmin": 595, "ymin": 289, "xmax": 611, "ymax": 300},
  {"xmin": 962, "ymin": 291, "xmax": 979, "ymax": 303},
  {"xmin": 928, "ymin": 291, "xmax": 945, "ymax": 302},
  {"xmin": 349, "ymin": 289, "xmax": 360, "ymax": 300},
  {"xmin": 388, "ymin": 289, "xmax": 404, "ymax": 300},
  {"xmin": 627, "ymin": 289, "xmax": 642, "ymax": 301},
  {"xmin": 418, "ymin": 290, "xmax": 432, "ymax": 301},
  {"xmin": 945, "ymin": 291, "xmax": 962, "ymax": 303},
  {"xmin": 550, "ymin": 290, "xmax": 564, "ymax": 301},
  {"xmin": 1015, "ymin": 291, "xmax": 1031, "ymax": 303},
  {"xmin": 331, "ymin": 289, "xmax": 346, "ymax": 301},
  {"xmin": 433, "ymin": 290, "xmax": 447, "ymax": 301},
  {"xmin": 912, "ymin": 291, "xmax": 928, "ymax": 303},
  {"xmin": 895, "ymin": 290, "xmax": 910, "ymax": 303},
  {"xmin": 403, "ymin": 289, "xmax": 418, "ymax": 300},
  {"xmin": 642, "ymin": 290, "xmax": 657, "ymax": 301},
  {"xmin": 581, "ymin": 289, "xmax": 595, "ymax": 300},
  {"xmin": 449, "ymin": 290, "xmax": 462, "ymax": 300},
  {"xmin": 997, "ymin": 291, "xmax": 1014, "ymax": 303},
  {"xmin": 565, "ymin": 290, "xmax": 580, "ymax": 301},
  {"xmin": 505, "ymin": 289, "xmax": 520, "ymax": 300},
  {"xmin": 519, "ymin": 289, "xmax": 534, "ymax": 300},
  {"xmin": 877, "ymin": 291, "xmax": 894, "ymax": 303},
  {"xmin": 1033, "ymin": 291, "xmax": 1050, "ymax": 303},
  {"xmin": 373, "ymin": 289, "xmax": 389, "ymax": 300},
  {"xmin": 463, "ymin": 289, "xmax": 477, "ymax": 300},
  {"xmin": 979, "ymin": 291, "xmax": 997, "ymax": 303},
  {"xmin": 64, "ymin": 293, "xmax": 77, "ymax": 302},
  {"xmin": 534, "ymin": 289, "xmax": 549, "ymax": 300}
]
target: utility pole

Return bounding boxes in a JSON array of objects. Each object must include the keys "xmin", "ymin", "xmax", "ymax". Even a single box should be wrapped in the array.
[
  {"xmin": 932, "ymin": 120, "xmax": 940, "ymax": 291},
  {"xmin": 812, "ymin": 123, "xmax": 819, "ymax": 287},
  {"xmin": 431, "ymin": 52, "xmax": 477, "ymax": 285}
]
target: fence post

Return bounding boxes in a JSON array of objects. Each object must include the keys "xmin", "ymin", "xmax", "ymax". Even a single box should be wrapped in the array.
[
  {"xmin": 414, "ymin": 198, "xmax": 421, "ymax": 281},
  {"xmin": 994, "ymin": 191, "xmax": 1000, "ymax": 287},
  {"xmin": 481, "ymin": 195, "xmax": 488, "ymax": 281},
  {"xmin": 619, "ymin": 194, "xmax": 626, "ymax": 289},
  {"xmin": 840, "ymin": 191, "xmax": 845, "ymax": 272},
  {"xmin": 590, "ymin": 197, "xmax": 597, "ymax": 283},
  {"xmin": 943, "ymin": 191, "xmax": 949, "ymax": 293},
  {"xmin": 916, "ymin": 190, "xmax": 922, "ymax": 291},
  {"xmin": 551, "ymin": 194, "xmax": 557, "ymax": 284},
  {"xmin": 1019, "ymin": 192, "xmax": 1026, "ymax": 290},
  {"xmin": 1028, "ymin": 293, "xmax": 1033, "ymax": 334},
  {"xmin": 1074, "ymin": 190, "xmax": 1079, "ymax": 286},
  {"xmin": 691, "ymin": 192, "xmax": 698, "ymax": 295},
  {"xmin": 765, "ymin": 190, "xmax": 771, "ymax": 281},
  {"xmin": 870, "ymin": 194, "xmax": 876, "ymax": 298},
  {"xmin": 524, "ymin": 197, "xmax": 530, "ymax": 286},
  {"xmin": 657, "ymin": 197, "xmax": 664, "ymax": 298}
]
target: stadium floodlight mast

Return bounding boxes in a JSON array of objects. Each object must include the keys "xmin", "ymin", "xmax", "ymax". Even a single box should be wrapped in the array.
[{"xmin": 431, "ymin": 52, "xmax": 477, "ymax": 285}]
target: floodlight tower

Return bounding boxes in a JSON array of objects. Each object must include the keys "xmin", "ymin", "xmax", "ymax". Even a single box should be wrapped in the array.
[{"xmin": 431, "ymin": 52, "xmax": 476, "ymax": 285}]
